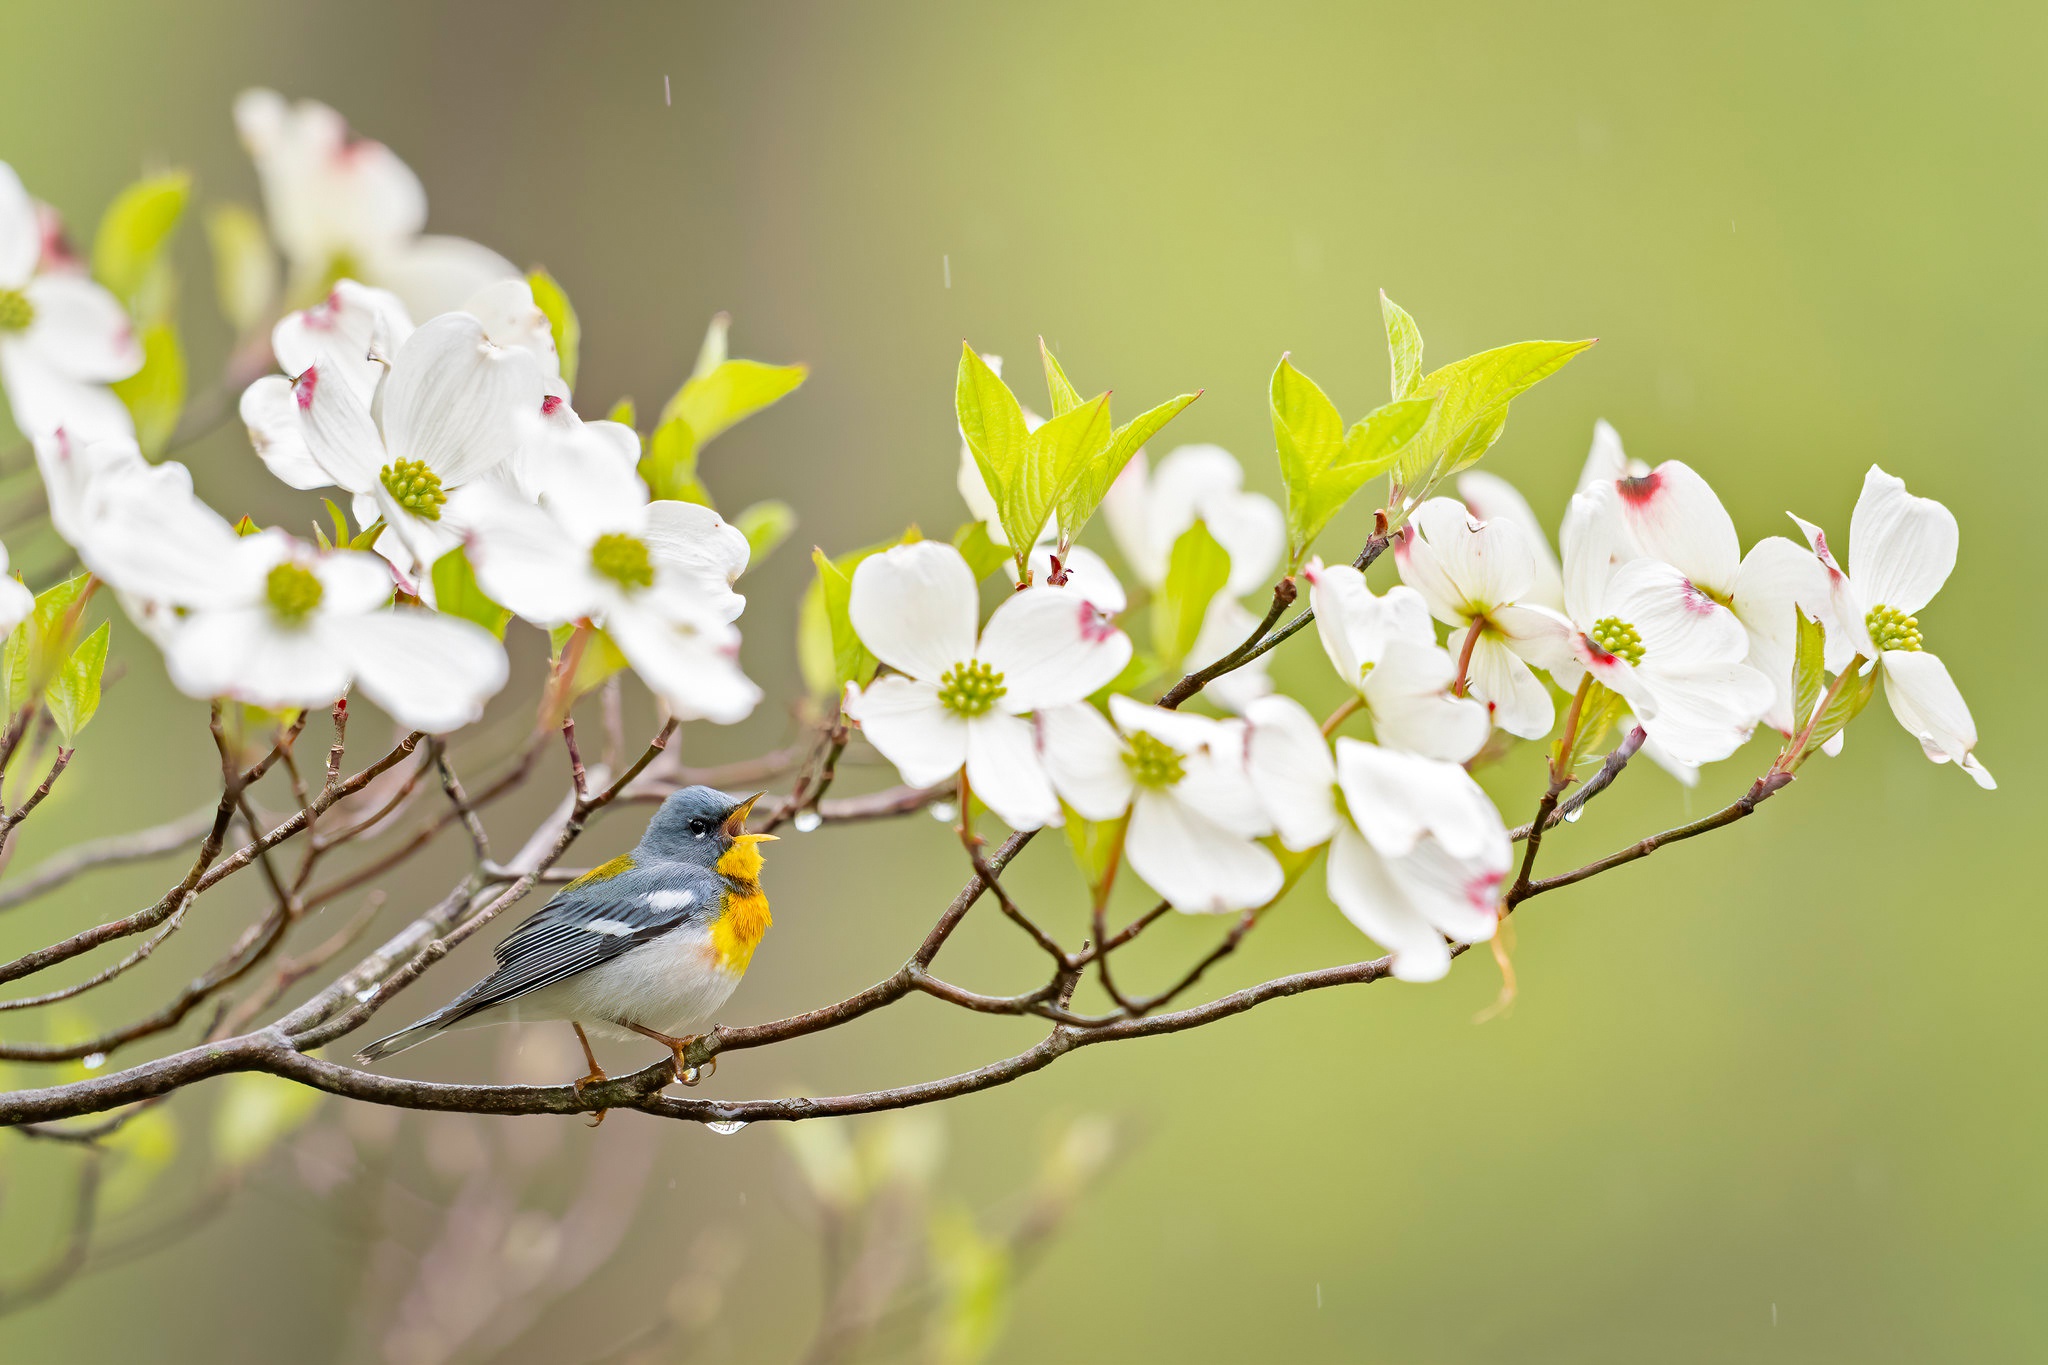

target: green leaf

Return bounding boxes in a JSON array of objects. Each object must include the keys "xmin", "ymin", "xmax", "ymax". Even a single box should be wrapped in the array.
[
  {"xmin": 431, "ymin": 547, "xmax": 512, "ymax": 639},
  {"xmin": 205, "ymin": 204, "xmax": 276, "ymax": 334},
  {"xmin": 951, "ymin": 520, "xmax": 1011, "ymax": 582},
  {"xmin": 1271, "ymin": 356, "xmax": 1434, "ymax": 568},
  {"xmin": 213, "ymin": 1072, "xmax": 322, "ymax": 1170},
  {"xmin": 1791, "ymin": 608, "xmax": 1826, "ymax": 744},
  {"xmin": 1053, "ymin": 390, "xmax": 1199, "ymax": 549},
  {"xmin": 661, "ymin": 358, "xmax": 808, "ymax": 445},
  {"xmin": 92, "ymin": 171, "xmax": 190, "ymax": 315},
  {"xmin": 956, "ymin": 345, "xmax": 1030, "ymax": 521},
  {"xmin": 100, "ymin": 1107, "xmax": 179, "ymax": 1216},
  {"xmin": 568, "ymin": 626, "xmax": 628, "ymax": 697},
  {"xmin": 1381, "ymin": 290, "xmax": 1424, "ymax": 398},
  {"xmin": 1560, "ymin": 681, "xmax": 1629, "ymax": 773},
  {"xmin": 639, "ymin": 416, "xmax": 710, "ymax": 505},
  {"xmin": 691, "ymin": 311, "xmax": 730, "ymax": 382},
  {"xmin": 1151, "ymin": 519, "xmax": 1230, "ymax": 669},
  {"xmin": 349, "ymin": 518, "xmax": 386, "ymax": 551},
  {"xmin": 1039, "ymin": 339, "xmax": 1084, "ymax": 418},
  {"xmin": 605, "ymin": 396, "xmax": 637, "ymax": 429},
  {"xmin": 526, "ymin": 268, "xmax": 580, "ymax": 391},
  {"xmin": 45, "ymin": 621, "xmax": 108, "ymax": 743},
  {"xmin": 734, "ymin": 499, "xmax": 796, "ymax": 565},
  {"xmin": 322, "ymin": 498, "xmax": 352, "ymax": 549},
  {"xmin": 810, "ymin": 547, "xmax": 877, "ymax": 692},
  {"xmin": 1399, "ymin": 338, "xmax": 1596, "ymax": 489},
  {"xmin": 15, "ymin": 574, "xmax": 93, "ymax": 702},
  {"xmin": 927, "ymin": 1206, "xmax": 1011, "ymax": 1365},
  {"xmin": 1062, "ymin": 807, "xmax": 1126, "ymax": 896},
  {"xmin": 1806, "ymin": 658, "xmax": 1878, "ymax": 757},
  {"xmin": 232, "ymin": 514, "xmax": 261, "ymax": 537},
  {"xmin": 999, "ymin": 393, "xmax": 1112, "ymax": 568},
  {"xmin": 797, "ymin": 573, "xmax": 837, "ymax": 699},
  {"xmin": 111, "ymin": 323, "xmax": 186, "ymax": 457}
]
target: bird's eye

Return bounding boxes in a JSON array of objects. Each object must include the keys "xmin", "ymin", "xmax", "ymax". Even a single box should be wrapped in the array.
[{"xmin": 690, "ymin": 817, "xmax": 712, "ymax": 836}]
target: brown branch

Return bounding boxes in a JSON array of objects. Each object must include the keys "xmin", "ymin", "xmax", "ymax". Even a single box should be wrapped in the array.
[
  {"xmin": 1512, "ymin": 770, "xmax": 1793, "ymax": 904},
  {"xmin": 0, "ymin": 805, "xmax": 215, "ymax": 912},
  {"xmin": 1510, "ymin": 725, "xmax": 1645, "ymax": 842},
  {"xmin": 0, "ymin": 747, "xmax": 72, "ymax": 839}
]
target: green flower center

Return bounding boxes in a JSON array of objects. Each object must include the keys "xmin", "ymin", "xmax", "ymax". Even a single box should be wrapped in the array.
[
  {"xmin": 1589, "ymin": 616, "xmax": 1645, "ymax": 666},
  {"xmin": 321, "ymin": 249, "xmax": 364, "ymax": 291},
  {"xmin": 0, "ymin": 288, "xmax": 33, "ymax": 333},
  {"xmin": 265, "ymin": 562, "xmax": 325, "ymax": 622},
  {"xmin": 1866, "ymin": 603, "xmax": 1923, "ymax": 653},
  {"xmin": 936, "ymin": 659, "xmax": 1005, "ymax": 718},
  {"xmin": 1122, "ymin": 731, "xmax": 1187, "ymax": 789},
  {"xmin": 590, "ymin": 532, "xmax": 655, "ymax": 590},
  {"xmin": 378, "ymin": 459, "xmax": 447, "ymax": 521}
]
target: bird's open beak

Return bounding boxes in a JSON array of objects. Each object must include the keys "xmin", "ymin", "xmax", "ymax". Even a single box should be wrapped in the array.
[{"xmin": 722, "ymin": 792, "xmax": 777, "ymax": 841}]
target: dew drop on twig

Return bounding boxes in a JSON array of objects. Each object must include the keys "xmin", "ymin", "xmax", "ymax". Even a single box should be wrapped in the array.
[
  {"xmin": 707, "ymin": 1120, "xmax": 748, "ymax": 1136},
  {"xmin": 793, "ymin": 809, "xmax": 822, "ymax": 833},
  {"xmin": 928, "ymin": 801, "xmax": 957, "ymax": 823}
]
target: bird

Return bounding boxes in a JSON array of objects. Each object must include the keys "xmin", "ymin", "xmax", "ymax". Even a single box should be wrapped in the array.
[{"xmin": 356, "ymin": 786, "xmax": 776, "ymax": 1115}]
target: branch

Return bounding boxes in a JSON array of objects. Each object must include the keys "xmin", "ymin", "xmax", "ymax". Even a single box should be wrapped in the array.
[
  {"xmin": 1510, "ymin": 725, "xmax": 1645, "ymax": 842},
  {"xmin": 0, "ymin": 806, "xmax": 215, "ymax": 912}
]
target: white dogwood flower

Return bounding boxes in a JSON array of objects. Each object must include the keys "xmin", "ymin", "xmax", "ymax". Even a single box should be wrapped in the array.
[
  {"xmin": 842, "ymin": 541, "xmax": 1131, "ymax": 831},
  {"xmin": 1520, "ymin": 480, "xmax": 1774, "ymax": 766},
  {"xmin": 1302, "ymin": 560, "xmax": 1490, "ymax": 762},
  {"xmin": 1394, "ymin": 497, "xmax": 1573, "ymax": 739},
  {"xmin": 239, "ymin": 280, "xmax": 414, "ymax": 490},
  {"xmin": 1791, "ymin": 466, "xmax": 1993, "ymax": 789},
  {"xmin": 235, "ymin": 89, "xmax": 518, "ymax": 318},
  {"xmin": 1242, "ymin": 695, "xmax": 1507, "ymax": 981},
  {"xmin": 450, "ymin": 430, "xmax": 759, "ymax": 725},
  {"xmin": 1039, "ymin": 695, "xmax": 1280, "ymax": 912},
  {"xmin": 0, "ymin": 164, "xmax": 142, "ymax": 442},
  {"xmin": 1456, "ymin": 470, "xmax": 1565, "ymax": 611}
]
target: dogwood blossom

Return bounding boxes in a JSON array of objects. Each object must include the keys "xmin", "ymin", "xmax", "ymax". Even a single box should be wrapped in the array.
[
  {"xmin": 235, "ymin": 90, "xmax": 518, "ymax": 318},
  {"xmin": 1792, "ymin": 466, "xmax": 1993, "ymax": 788},
  {"xmin": 1243, "ymin": 694, "xmax": 1508, "ymax": 981},
  {"xmin": 450, "ymin": 425, "xmax": 760, "ymax": 725},
  {"xmin": 842, "ymin": 541, "xmax": 1130, "ymax": 831},
  {"xmin": 239, "ymin": 280, "xmax": 413, "ymax": 490},
  {"xmin": 1521, "ymin": 480, "xmax": 1774, "ymax": 766},
  {"xmin": 1302, "ymin": 560, "xmax": 1490, "ymax": 761},
  {"xmin": 1039, "ymin": 695, "xmax": 1281, "ymax": 912},
  {"xmin": 0, "ymin": 164, "xmax": 142, "ymax": 442},
  {"xmin": 1394, "ymin": 497, "xmax": 1573, "ymax": 739}
]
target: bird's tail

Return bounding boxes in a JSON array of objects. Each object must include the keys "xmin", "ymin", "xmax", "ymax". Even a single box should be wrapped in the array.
[{"xmin": 356, "ymin": 1009, "xmax": 454, "ymax": 1064}]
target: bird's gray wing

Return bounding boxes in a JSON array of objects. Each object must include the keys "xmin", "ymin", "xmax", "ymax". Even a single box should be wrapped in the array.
[{"xmin": 439, "ymin": 861, "xmax": 724, "ymax": 1024}]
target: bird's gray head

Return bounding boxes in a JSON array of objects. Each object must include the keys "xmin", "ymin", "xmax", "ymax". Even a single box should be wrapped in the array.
[{"xmin": 638, "ymin": 786, "xmax": 773, "ymax": 866}]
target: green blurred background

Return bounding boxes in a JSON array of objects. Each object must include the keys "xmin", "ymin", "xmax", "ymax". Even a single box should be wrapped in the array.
[{"xmin": 1, "ymin": 1, "xmax": 2040, "ymax": 1360}]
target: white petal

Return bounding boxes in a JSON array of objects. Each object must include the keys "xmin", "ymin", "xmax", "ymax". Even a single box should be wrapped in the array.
[
  {"xmin": 1730, "ymin": 535, "xmax": 1834, "ymax": 735},
  {"xmin": 381, "ymin": 313, "xmax": 544, "ymax": 486},
  {"xmin": 372, "ymin": 235, "xmax": 519, "ymax": 321},
  {"xmin": 164, "ymin": 608, "xmax": 351, "ymax": 710},
  {"xmin": 0, "ymin": 571, "xmax": 28, "ymax": 634},
  {"xmin": 461, "ymin": 278, "xmax": 560, "ymax": 381},
  {"xmin": 1187, "ymin": 595, "xmax": 1272, "ymax": 714},
  {"xmin": 956, "ymin": 441, "xmax": 1007, "ymax": 547},
  {"xmin": 1457, "ymin": 470, "xmax": 1564, "ymax": 610},
  {"xmin": 448, "ymin": 481, "xmax": 603, "ymax": 624},
  {"xmin": 1575, "ymin": 418, "xmax": 1644, "ymax": 490},
  {"xmin": 1636, "ymin": 719, "xmax": 1702, "ymax": 787},
  {"xmin": 977, "ymin": 586, "xmax": 1131, "ymax": 712},
  {"xmin": 606, "ymin": 602, "xmax": 762, "ymax": 724},
  {"xmin": 271, "ymin": 280, "xmax": 413, "ymax": 403},
  {"xmin": 291, "ymin": 360, "xmax": 384, "ymax": 492},
  {"xmin": 1847, "ymin": 465, "xmax": 1958, "ymax": 616},
  {"xmin": 0, "ymin": 344, "xmax": 133, "ymax": 443},
  {"xmin": 1607, "ymin": 557, "xmax": 1748, "ymax": 669},
  {"xmin": 1491, "ymin": 603, "xmax": 1580, "ymax": 675},
  {"xmin": 0, "ymin": 163, "xmax": 37, "ymax": 286},
  {"xmin": 238, "ymin": 375, "xmax": 332, "ymax": 490},
  {"xmin": 1633, "ymin": 660, "xmax": 1773, "ymax": 767},
  {"xmin": 1463, "ymin": 632, "xmax": 1553, "ymax": 740},
  {"xmin": 1880, "ymin": 649, "xmax": 1990, "ymax": 786},
  {"xmin": 1325, "ymin": 827, "xmax": 1451, "ymax": 982},
  {"xmin": 1100, "ymin": 454, "xmax": 1159, "ymax": 584},
  {"xmin": 1026, "ymin": 544, "xmax": 1127, "ymax": 614},
  {"xmin": 1611, "ymin": 460, "xmax": 1741, "ymax": 597},
  {"xmin": 1400, "ymin": 496, "xmax": 1535, "ymax": 620},
  {"xmin": 964, "ymin": 710, "xmax": 1060, "ymax": 830},
  {"xmin": 843, "ymin": 674, "xmax": 967, "ymax": 787},
  {"xmin": 1383, "ymin": 836, "xmax": 1505, "ymax": 947},
  {"xmin": 1363, "ymin": 639, "xmax": 1490, "ymax": 762},
  {"xmin": 524, "ymin": 419, "xmax": 650, "ymax": 544},
  {"xmin": 644, "ymin": 501, "xmax": 750, "ymax": 622},
  {"xmin": 847, "ymin": 541, "xmax": 979, "ymax": 684},
  {"xmin": 1303, "ymin": 558, "xmax": 1369, "ymax": 687},
  {"xmin": 1244, "ymin": 694, "xmax": 1339, "ymax": 850},
  {"xmin": 341, "ymin": 609, "xmax": 507, "ymax": 732},
  {"xmin": 1106, "ymin": 693, "xmax": 1230, "ymax": 759},
  {"xmin": 1334, "ymin": 739, "xmax": 1502, "ymax": 862},
  {"xmin": 21, "ymin": 275, "xmax": 141, "ymax": 382},
  {"xmin": 1558, "ymin": 480, "xmax": 1642, "ymax": 626},
  {"xmin": 1036, "ymin": 702, "xmax": 1134, "ymax": 820},
  {"xmin": 1124, "ymin": 788, "xmax": 1282, "ymax": 913},
  {"xmin": 1174, "ymin": 718, "xmax": 1274, "ymax": 836}
]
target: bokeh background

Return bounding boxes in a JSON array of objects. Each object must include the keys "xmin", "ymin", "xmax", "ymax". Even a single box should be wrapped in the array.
[{"xmin": 1, "ymin": 2, "xmax": 2041, "ymax": 1361}]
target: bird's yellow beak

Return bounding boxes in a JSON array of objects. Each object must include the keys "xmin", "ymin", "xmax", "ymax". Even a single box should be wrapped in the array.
[{"xmin": 722, "ymin": 792, "xmax": 778, "ymax": 841}]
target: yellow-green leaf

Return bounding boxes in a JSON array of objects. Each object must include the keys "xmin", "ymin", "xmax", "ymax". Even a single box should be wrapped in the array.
[
  {"xmin": 956, "ymin": 345, "xmax": 1030, "ymax": 516},
  {"xmin": 1151, "ymin": 519, "xmax": 1230, "ymax": 669},
  {"xmin": 1000, "ymin": 392, "xmax": 1112, "ymax": 569},
  {"xmin": 205, "ymin": 203, "xmax": 277, "ymax": 334},
  {"xmin": 1398, "ymin": 338, "xmax": 1595, "ymax": 489},
  {"xmin": 1039, "ymin": 338, "xmax": 1084, "ymax": 418},
  {"xmin": 952, "ymin": 520, "xmax": 1010, "ymax": 582},
  {"xmin": 431, "ymin": 547, "xmax": 512, "ymax": 639},
  {"xmin": 111, "ymin": 323, "xmax": 185, "ymax": 457},
  {"xmin": 527, "ymin": 267, "xmax": 580, "ymax": 391},
  {"xmin": 212, "ymin": 1072, "xmax": 322, "ymax": 1170},
  {"xmin": 640, "ymin": 416, "xmax": 710, "ymax": 505},
  {"xmin": 734, "ymin": 499, "xmax": 796, "ymax": 565},
  {"xmin": 45, "ymin": 620, "xmax": 109, "ymax": 743},
  {"xmin": 810, "ymin": 547, "xmax": 876, "ymax": 692},
  {"xmin": 1271, "ymin": 355, "xmax": 1431, "ymax": 568},
  {"xmin": 1380, "ymin": 290, "xmax": 1424, "ymax": 399},
  {"xmin": 605, "ymin": 396, "xmax": 637, "ymax": 429},
  {"xmin": 1791, "ymin": 608, "xmax": 1826, "ymax": 745},
  {"xmin": 92, "ymin": 171, "xmax": 190, "ymax": 314},
  {"xmin": 1053, "ymin": 390, "xmax": 1199, "ymax": 549},
  {"xmin": 662, "ymin": 358, "xmax": 807, "ymax": 446}
]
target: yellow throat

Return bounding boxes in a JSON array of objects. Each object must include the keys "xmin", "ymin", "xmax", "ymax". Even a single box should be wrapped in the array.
[{"xmin": 710, "ymin": 833, "xmax": 774, "ymax": 972}]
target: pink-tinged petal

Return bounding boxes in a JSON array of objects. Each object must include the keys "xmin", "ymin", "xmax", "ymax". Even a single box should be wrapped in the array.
[
  {"xmin": 373, "ymin": 235, "xmax": 518, "ymax": 321},
  {"xmin": 19, "ymin": 275, "xmax": 140, "ymax": 381},
  {"xmin": 381, "ymin": 313, "xmax": 544, "ymax": 487},
  {"xmin": 1730, "ymin": 535, "xmax": 1835, "ymax": 735},
  {"xmin": 1125, "ymin": 788, "xmax": 1282, "ymax": 914},
  {"xmin": 271, "ymin": 280, "xmax": 413, "ymax": 403},
  {"xmin": 238, "ymin": 375, "xmax": 332, "ymax": 490},
  {"xmin": 293, "ymin": 361, "xmax": 384, "ymax": 492},
  {"xmin": 979, "ymin": 586, "xmax": 1131, "ymax": 712},
  {"xmin": 1847, "ymin": 465, "xmax": 1958, "ymax": 616},
  {"xmin": 1786, "ymin": 512, "xmax": 1866, "ymax": 667},
  {"xmin": 0, "ymin": 344, "xmax": 134, "ymax": 442},
  {"xmin": 1491, "ymin": 603, "xmax": 1579, "ymax": 674},
  {"xmin": 1244, "ymin": 694, "xmax": 1339, "ymax": 851},
  {"xmin": 964, "ymin": 710, "xmax": 1060, "ymax": 830},
  {"xmin": 1385, "ymin": 840, "xmax": 1504, "ymax": 947},
  {"xmin": 1325, "ymin": 827, "xmax": 1451, "ymax": 982},
  {"xmin": 1880, "ymin": 649, "xmax": 1992, "ymax": 788},
  {"xmin": 1457, "ymin": 470, "xmax": 1564, "ymax": 610},
  {"xmin": 340, "ymin": 608, "xmax": 507, "ymax": 733},
  {"xmin": 1576, "ymin": 418, "xmax": 1648, "ymax": 490},
  {"xmin": 1633, "ymin": 660, "xmax": 1773, "ymax": 767},
  {"xmin": 842, "ymin": 674, "xmax": 966, "ymax": 788},
  {"xmin": 1036, "ymin": 702, "xmax": 1134, "ymax": 821},
  {"xmin": 605, "ymin": 601, "xmax": 762, "ymax": 725},
  {"xmin": 1027, "ymin": 544, "xmax": 1128, "ymax": 614},
  {"xmin": 1363, "ymin": 639, "xmax": 1490, "ymax": 763},
  {"xmin": 1559, "ymin": 480, "xmax": 1642, "ymax": 626},
  {"xmin": 163, "ymin": 607, "xmax": 351, "ymax": 711},
  {"xmin": 1612, "ymin": 459, "xmax": 1741, "ymax": 597},
  {"xmin": 1403, "ymin": 496, "xmax": 1535, "ymax": 620},
  {"xmin": 847, "ymin": 541, "xmax": 979, "ymax": 684},
  {"xmin": 0, "ymin": 163, "xmax": 37, "ymax": 287},
  {"xmin": 1607, "ymin": 557, "xmax": 1748, "ymax": 669},
  {"xmin": 1464, "ymin": 632, "xmax": 1553, "ymax": 740}
]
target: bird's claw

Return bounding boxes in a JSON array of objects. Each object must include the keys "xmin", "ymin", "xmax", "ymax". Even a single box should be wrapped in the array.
[
  {"xmin": 672, "ymin": 1037, "xmax": 714, "ymax": 1086},
  {"xmin": 573, "ymin": 1068, "xmax": 610, "ymax": 1127}
]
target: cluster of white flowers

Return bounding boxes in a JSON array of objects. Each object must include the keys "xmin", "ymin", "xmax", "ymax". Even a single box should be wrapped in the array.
[{"xmin": 847, "ymin": 420, "xmax": 1993, "ymax": 981}]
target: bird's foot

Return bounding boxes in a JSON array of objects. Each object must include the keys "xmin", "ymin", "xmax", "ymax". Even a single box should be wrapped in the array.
[
  {"xmin": 672, "ymin": 1039, "xmax": 715, "ymax": 1087},
  {"xmin": 572, "ymin": 1066, "xmax": 610, "ymax": 1127}
]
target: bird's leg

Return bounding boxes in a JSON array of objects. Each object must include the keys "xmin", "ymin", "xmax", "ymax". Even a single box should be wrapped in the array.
[
  {"xmin": 623, "ymin": 1021, "xmax": 716, "ymax": 1085},
  {"xmin": 571, "ymin": 1022, "xmax": 610, "ymax": 1127}
]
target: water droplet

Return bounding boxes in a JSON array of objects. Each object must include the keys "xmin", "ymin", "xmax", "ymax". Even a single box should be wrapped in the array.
[
  {"xmin": 1564, "ymin": 806, "xmax": 1583, "ymax": 823},
  {"xmin": 928, "ymin": 801, "xmax": 957, "ymax": 822},
  {"xmin": 707, "ymin": 1120, "xmax": 748, "ymax": 1136},
  {"xmin": 793, "ymin": 809, "xmax": 822, "ymax": 833},
  {"xmin": 679, "ymin": 1065, "xmax": 704, "ymax": 1085},
  {"xmin": 354, "ymin": 987, "xmax": 378, "ymax": 1002},
  {"xmin": 81, "ymin": 1052, "xmax": 105, "ymax": 1070}
]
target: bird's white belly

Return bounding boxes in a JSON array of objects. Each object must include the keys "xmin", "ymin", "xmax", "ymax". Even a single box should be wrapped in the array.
[{"xmin": 497, "ymin": 925, "xmax": 743, "ymax": 1041}]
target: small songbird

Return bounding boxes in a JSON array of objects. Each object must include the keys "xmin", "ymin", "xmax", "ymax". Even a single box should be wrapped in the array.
[{"xmin": 357, "ymin": 787, "xmax": 776, "ymax": 1104}]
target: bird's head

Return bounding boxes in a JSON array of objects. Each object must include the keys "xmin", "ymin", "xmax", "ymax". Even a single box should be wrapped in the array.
[{"xmin": 640, "ymin": 785, "xmax": 777, "ymax": 876}]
